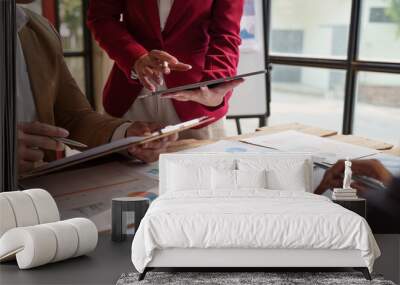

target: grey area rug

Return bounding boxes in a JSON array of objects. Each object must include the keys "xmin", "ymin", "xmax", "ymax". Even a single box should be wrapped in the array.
[{"xmin": 116, "ymin": 272, "xmax": 396, "ymax": 285}]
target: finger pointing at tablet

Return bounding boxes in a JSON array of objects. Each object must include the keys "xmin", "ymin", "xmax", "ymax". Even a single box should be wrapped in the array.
[{"xmin": 133, "ymin": 50, "xmax": 192, "ymax": 91}]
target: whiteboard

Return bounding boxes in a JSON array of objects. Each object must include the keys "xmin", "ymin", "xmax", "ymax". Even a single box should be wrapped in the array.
[{"xmin": 228, "ymin": 0, "xmax": 267, "ymax": 117}]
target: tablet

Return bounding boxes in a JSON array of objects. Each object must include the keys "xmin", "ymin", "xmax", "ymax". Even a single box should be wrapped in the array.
[{"xmin": 138, "ymin": 69, "xmax": 268, "ymax": 99}]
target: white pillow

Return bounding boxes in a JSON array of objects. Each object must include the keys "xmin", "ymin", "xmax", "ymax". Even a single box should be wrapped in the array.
[
  {"xmin": 211, "ymin": 169, "xmax": 268, "ymax": 191},
  {"xmin": 266, "ymin": 166, "xmax": 307, "ymax": 191},
  {"xmin": 167, "ymin": 162, "xmax": 211, "ymax": 191},
  {"xmin": 236, "ymin": 170, "xmax": 267, "ymax": 189},
  {"xmin": 211, "ymin": 168, "xmax": 237, "ymax": 190},
  {"xmin": 238, "ymin": 158, "xmax": 310, "ymax": 192}
]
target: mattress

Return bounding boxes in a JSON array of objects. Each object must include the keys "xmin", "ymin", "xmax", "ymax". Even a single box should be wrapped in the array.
[{"xmin": 131, "ymin": 190, "xmax": 380, "ymax": 273}]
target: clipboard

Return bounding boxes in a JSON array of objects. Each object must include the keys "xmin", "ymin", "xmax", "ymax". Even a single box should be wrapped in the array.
[
  {"xmin": 138, "ymin": 70, "xmax": 269, "ymax": 99},
  {"xmin": 21, "ymin": 116, "xmax": 214, "ymax": 179}
]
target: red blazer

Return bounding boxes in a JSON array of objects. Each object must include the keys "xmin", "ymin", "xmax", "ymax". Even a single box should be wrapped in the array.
[{"xmin": 87, "ymin": 0, "xmax": 243, "ymax": 125}]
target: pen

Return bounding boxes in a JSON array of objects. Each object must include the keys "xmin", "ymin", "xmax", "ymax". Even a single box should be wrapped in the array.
[
  {"xmin": 162, "ymin": 61, "xmax": 169, "ymax": 71},
  {"xmin": 53, "ymin": 137, "xmax": 88, "ymax": 149}
]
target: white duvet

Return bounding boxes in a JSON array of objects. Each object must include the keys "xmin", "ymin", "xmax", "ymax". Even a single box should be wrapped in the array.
[{"xmin": 131, "ymin": 190, "xmax": 380, "ymax": 273}]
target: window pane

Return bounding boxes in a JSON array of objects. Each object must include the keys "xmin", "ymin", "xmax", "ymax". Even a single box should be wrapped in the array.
[
  {"xmin": 359, "ymin": 0, "xmax": 400, "ymax": 62},
  {"xmin": 59, "ymin": 0, "xmax": 84, "ymax": 52},
  {"xmin": 270, "ymin": 0, "xmax": 352, "ymax": 59},
  {"xmin": 354, "ymin": 72, "xmax": 400, "ymax": 145},
  {"xmin": 65, "ymin": 57, "xmax": 86, "ymax": 93},
  {"xmin": 270, "ymin": 65, "xmax": 346, "ymax": 131}
]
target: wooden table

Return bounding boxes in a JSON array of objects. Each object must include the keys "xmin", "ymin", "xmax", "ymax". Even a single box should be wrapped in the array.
[{"xmin": 169, "ymin": 122, "xmax": 399, "ymax": 156}]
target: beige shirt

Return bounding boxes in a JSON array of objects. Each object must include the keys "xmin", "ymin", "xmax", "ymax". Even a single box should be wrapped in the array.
[
  {"xmin": 121, "ymin": 0, "xmax": 180, "ymax": 138},
  {"xmin": 124, "ymin": 0, "xmax": 179, "ymax": 130},
  {"xmin": 158, "ymin": 0, "xmax": 174, "ymax": 30}
]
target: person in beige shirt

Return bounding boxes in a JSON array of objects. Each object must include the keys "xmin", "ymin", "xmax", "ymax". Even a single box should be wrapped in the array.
[{"xmin": 15, "ymin": 1, "xmax": 176, "ymax": 174}]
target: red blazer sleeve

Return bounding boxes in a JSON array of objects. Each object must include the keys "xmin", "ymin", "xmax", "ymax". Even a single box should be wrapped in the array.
[
  {"xmin": 87, "ymin": 0, "xmax": 148, "ymax": 78},
  {"xmin": 202, "ymin": 0, "xmax": 243, "ymax": 80},
  {"xmin": 201, "ymin": 0, "xmax": 244, "ymax": 110}
]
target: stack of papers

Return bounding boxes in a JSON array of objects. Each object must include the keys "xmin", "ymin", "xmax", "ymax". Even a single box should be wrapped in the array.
[{"xmin": 332, "ymin": 188, "xmax": 358, "ymax": 200}]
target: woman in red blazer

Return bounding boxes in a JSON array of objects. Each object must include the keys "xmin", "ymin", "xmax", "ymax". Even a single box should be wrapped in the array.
[{"xmin": 87, "ymin": 0, "xmax": 244, "ymax": 139}]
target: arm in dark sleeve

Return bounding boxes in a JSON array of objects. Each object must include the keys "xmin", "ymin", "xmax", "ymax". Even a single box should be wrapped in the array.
[{"xmin": 388, "ymin": 176, "xmax": 400, "ymax": 201}]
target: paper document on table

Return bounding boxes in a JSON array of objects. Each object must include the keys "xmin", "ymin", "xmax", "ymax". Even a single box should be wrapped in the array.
[
  {"xmin": 182, "ymin": 140, "xmax": 278, "ymax": 154},
  {"xmin": 241, "ymin": 130, "xmax": 380, "ymax": 164},
  {"xmin": 20, "ymin": 160, "xmax": 159, "ymax": 232}
]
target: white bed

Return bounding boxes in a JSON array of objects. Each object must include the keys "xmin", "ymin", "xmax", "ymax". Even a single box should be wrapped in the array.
[{"xmin": 131, "ymin": 153, "xmax": 380, "ymax": 280}]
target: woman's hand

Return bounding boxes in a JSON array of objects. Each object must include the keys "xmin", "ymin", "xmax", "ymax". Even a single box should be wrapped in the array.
[
  {"xmin": 133, "ymin": 50, "xmax": 192, "ymax": 92},
  {"xmin": 314, "ymin": 159, "xmax": 393, "ymax": 195},
  {"xmin": 162, "ymin": 78, "xmax": 244, "ymax": 107}
]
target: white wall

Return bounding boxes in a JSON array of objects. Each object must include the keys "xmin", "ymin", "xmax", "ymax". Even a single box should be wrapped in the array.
[{"xmin": 229, "ymin": 0, "xmax": 267, "ymax": 116}]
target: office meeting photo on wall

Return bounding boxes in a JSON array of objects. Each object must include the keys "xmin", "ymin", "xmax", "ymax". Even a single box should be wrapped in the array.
[{"xmin": 0, "ymin": 0, "xmax": 400, "ymax": 284}]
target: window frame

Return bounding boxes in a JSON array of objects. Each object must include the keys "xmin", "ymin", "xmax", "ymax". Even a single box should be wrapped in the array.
[
  {"xmin": 46, "ymin": 0, "xmax": 95, "ymax": 107},
  {"xmin": 264, "ymin": 0, "xmax": 400, "ymax": 135},
  {"xmin": 0, "ymin": 0, "xmax": 18, "ymax": 191}
]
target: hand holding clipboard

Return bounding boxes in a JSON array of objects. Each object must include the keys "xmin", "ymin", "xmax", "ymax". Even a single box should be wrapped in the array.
[{"xmin": 21, "ymin": 116, "xmax": 214, "ymax": 179}]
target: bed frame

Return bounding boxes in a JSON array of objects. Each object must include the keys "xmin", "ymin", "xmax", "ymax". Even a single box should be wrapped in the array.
[
  {"xmin": 137, "ymin": 154, "xmax": 373, "ymax": 281},
  {"xmin": 138, "ymin": 248, "xmax": 371, "ymax": 281}
]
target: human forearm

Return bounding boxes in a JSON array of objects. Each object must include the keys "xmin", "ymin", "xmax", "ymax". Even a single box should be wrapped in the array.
[
  {"xmin": 87, "ymin": 0, "xmax": 148, "ymax": 77},
  {"xmin": 58, "ymin": 112, "xmax": 127, "ymax": 148},
  {"xmin": 388, "ymin": 176, "xmax": 400, "ymax": 201},
  {"xmin": 201, "ymin": 0, "xmax": 243, "ymax": 81},
  {"xmin": 314, "ymin": 159, "xmax": 394, "ymax": 194},
  {"xmin": 54, "ymin": 55, "xmax": 128, "ymax": 147}
]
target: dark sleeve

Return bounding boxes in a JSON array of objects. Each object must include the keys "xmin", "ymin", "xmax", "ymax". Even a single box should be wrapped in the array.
[{"xmin": 388, "ymin": 176, "xmax": 400, "ymax": 201}]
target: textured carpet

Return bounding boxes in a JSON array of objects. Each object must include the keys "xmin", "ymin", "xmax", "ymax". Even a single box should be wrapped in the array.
[{"xmin": 116, "ymin": 272, "xmax": 396, "ymax": 285}]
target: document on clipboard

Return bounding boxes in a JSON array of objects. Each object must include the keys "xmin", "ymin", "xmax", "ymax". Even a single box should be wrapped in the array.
[
  {"xmin": 21, "ymin": 116, "xmax": 213, "ymax": 179},
  {"xmin": 138, "ymin": 70, "xmax": 269, "ymax": 99}
]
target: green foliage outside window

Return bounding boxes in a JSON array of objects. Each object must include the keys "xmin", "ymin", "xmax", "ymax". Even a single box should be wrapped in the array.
[
  {"xmin": 386, "ymin": 0, "xmax": 400, "ymax": 36},
  {"xmin": 59, "ymin": 0, "xmax": 83, "ymax": 51}
]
